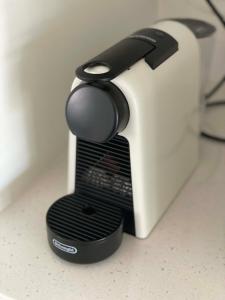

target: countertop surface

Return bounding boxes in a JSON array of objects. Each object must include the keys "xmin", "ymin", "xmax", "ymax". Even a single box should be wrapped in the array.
[{"xmin": 1, "ymin": 112, "xmax": 225, "ymax": 300}]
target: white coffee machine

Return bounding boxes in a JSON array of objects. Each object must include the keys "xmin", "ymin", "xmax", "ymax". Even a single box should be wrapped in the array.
[{"xmin": 47, "ymin": 20, "xmax": 202, "ymax": 263}]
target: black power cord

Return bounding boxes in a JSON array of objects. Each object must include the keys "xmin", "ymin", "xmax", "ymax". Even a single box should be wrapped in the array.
[
  {"xmin": 205, "ymin": 0, "xmax": 225, "ymax": 27},
  {"xmin": 201, "ymin": 99, "xmax": 225, "ymax": 143},
  {"xmin": 205, "ymin": 75, "xmax": 225, "ymax": 100},
  {"xmin": 201, "ymin": 0, "xmax": 225, "ymax": 142}
]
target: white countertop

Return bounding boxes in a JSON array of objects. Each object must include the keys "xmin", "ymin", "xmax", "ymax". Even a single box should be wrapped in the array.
[{"xmin": 0, "ymin": 137, "xmax": 225, "ymax": 300}]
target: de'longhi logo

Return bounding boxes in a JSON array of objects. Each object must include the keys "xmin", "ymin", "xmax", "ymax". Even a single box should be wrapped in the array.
[{"xmin": 53, "ymin": 239, "xmax": 78, "ymax": 255}]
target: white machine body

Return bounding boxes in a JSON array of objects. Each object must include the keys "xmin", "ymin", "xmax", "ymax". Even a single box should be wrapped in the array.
[{"xmin": 67, "ymin": 20, "xmax": 201, "ymax": 238}]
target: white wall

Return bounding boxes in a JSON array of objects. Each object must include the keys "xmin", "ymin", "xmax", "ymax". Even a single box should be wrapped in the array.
[
  {"xmin": 0, "ymin": 0, "xmax": 158, "ymax": 209},
  {"xmin": 158, "ymin": 0, "xmax": 225, "ymax": 87}
]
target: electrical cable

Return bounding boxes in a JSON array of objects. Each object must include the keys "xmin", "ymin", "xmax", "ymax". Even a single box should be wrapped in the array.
[
  {"xmin": 201, "ymin": 0, "xmax": 225, "ymax": 142},
  {"xmin": 205, "ymin": 0, "xmax": 225, "ymax": 27},
  {"xmin": 205, "ymin": 75, "xmax": 225, "ymax": 100},
  {"xmin": 201, "ymin": 100, "xmax": 225, "ymax": 143}
]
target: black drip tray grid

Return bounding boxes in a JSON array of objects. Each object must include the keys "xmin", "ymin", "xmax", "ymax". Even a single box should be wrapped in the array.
[{"xmin": 46, "ymin": 194, "xmax": 124, "ymax": 263}]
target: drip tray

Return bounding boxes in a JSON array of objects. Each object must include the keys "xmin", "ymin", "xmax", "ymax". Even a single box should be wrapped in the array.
[{"xmin": 46, "ymin": 194, "xmax": 124, "ymax": 264}]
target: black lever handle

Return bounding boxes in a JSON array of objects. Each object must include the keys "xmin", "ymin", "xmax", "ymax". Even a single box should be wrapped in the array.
[{"xmin": 76, "ymin": 37, "xmax": 155, "ymax": 82}]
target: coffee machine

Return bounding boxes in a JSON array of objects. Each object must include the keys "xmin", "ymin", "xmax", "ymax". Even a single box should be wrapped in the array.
[{"xmin": 46, "ymin": 20, "xmax": 201, "ymax": 263}]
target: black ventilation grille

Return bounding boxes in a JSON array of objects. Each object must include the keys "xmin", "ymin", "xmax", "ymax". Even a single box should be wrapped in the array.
[
  {"xmin": 47, "ymin": 194, "xmax": 123, "ymax": 242},
  {"xmin": 75, "ymin": 135, "xmax": 135, "ymax": 235}
]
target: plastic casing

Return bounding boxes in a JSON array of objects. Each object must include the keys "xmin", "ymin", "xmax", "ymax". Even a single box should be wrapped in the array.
[{"xmin": 67, "ymin": 20, "xmax": 201, "ymax": 239}]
